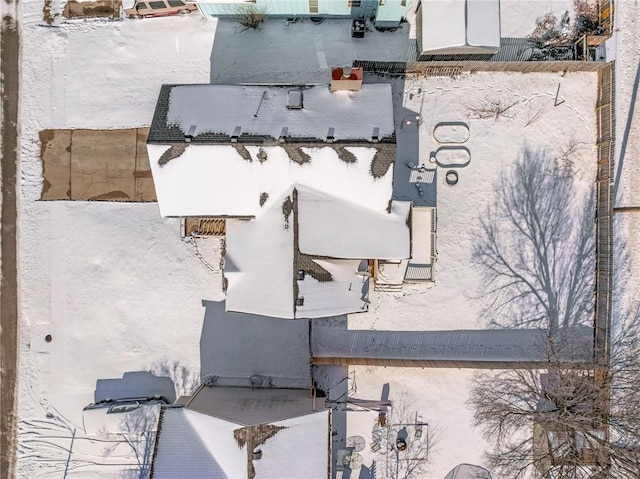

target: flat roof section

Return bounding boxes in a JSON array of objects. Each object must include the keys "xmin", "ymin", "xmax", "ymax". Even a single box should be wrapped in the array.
[
  {"xmin": 199, "ymin": 300, "xmax": 311, "ymax": 389},
  {"xmin": 186, "ymin": 387, "xmax": 319, "ymax": 426}
]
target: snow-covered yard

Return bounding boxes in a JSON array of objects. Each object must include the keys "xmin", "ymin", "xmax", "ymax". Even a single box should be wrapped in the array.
[
  {"xmin": 345, "ymin": 366, "xmax": 488, "ymax": 479},
  {"xmin": 13, "ymin": 0, "xmax": 640, "ymax": 477},
  {"xmin": 17, "ymin": 9, "xmax": 220, "ymax": 478},
  {"xmin": 351, "ymin": 70, "xmax": 598, "ymax": 332}
]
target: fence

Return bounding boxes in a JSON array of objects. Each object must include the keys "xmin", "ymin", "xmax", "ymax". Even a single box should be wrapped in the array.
[
  {"xmin": 594, "ymin": 62, "xmax": 615, "ymax": 363},
  {"xmin": 353, "ymin": 60, "xmax": 611, "ymax": 76},
  {"xmin": 598, "ymin": 0, "xmax": 615, "ymax": 35},
  {"xmin": 353, "ymin": 59, "xmax": 616, "ymax": 368}
]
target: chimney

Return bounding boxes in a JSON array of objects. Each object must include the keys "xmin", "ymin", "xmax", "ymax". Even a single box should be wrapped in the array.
[{"xmin": 330, "ymin": 66, "xmax": 363, "ymax": 92}]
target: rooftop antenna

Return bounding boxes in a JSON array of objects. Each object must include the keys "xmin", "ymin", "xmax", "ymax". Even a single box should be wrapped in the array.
[{"xmin": 254, "ymin": 90, "xmax": 267, "ymax": 118}]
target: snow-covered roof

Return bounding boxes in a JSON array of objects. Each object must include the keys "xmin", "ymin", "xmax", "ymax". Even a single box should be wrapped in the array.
[
  {"xmin": 224, "ymin": 190, "xmax": 296, "ymax": 319},
  {"xmin": 297, "ymin": 258, "xmax": 371, "ymax": 318},
  {"xmin": 223, "ymin": 190, "xmax": 409, "ymax": 319},
  {"xmin": 148, "ymin": 83, "xmax": 406, "ymax": 319},
  {"xmin": 418, "ymin": 0, "xmax": 500, "ymax": 55},
  {"xmin": 94, "ymin": 371, "xmax": 176, "ymax": 404},
  {"xmin": 298, "ymin": 186, "xmax": 410, "ymax": 259},
  {"xmin": 149, "ymin": 84, "xmax": 395, "ymax": 143},
  {"xmin": 147, "ymin": 143, "xmax": 396, "ymax": 218},
  {"xmin": 444, "ymin": 463, "xmax": 493, "ymax": 479},
  {"xmin": 153, "ymin": 408, "xmax": 246, "ymax": 479},
  {"xmin": 153, "ymin": 406, "xmax": 330, "ymax": 479},
  {"xmin": 254, "ymin": 410, "xmax": 330, "ymax": 479}
]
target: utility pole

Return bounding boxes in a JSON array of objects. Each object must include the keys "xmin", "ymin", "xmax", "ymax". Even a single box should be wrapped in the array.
[{"xmin": 63, "ymin": 428, "xmax": 77, "ymax": 479}]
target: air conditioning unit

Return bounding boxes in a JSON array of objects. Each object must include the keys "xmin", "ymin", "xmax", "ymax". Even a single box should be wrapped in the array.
[{"xmin": 250, "ymin": 375, "xmax": 273, "ymax": 388}]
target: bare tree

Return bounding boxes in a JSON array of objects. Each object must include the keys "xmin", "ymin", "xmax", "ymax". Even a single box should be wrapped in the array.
[
  {"xmin": 371, "ymin": 390, "xmax": 436, "ymax": 479},
  {"xmin": 235, "ymin": 4, "xmax": 266, "ymax": 30},
  {"xmin": 147, "ymin": 358, "xmax": 200, "ymax": 397},
  {"xmin": 527, "ymin": 1, "xmax": 603, "ymax": 60},
  {"xmin": 465, "ymin": 95, "xmax": 520, "ymax": 121},
  {"xmin": 470, "ymin": 309, "xmax": 640, "ymax": 479},
  {"xmin": 103, "ymin": 406, "xmax": 159, "ymax": 479},
  {"xmin": 19, "ymin": 407, "xmax": 157, "ymax": 478},
  {"xmin": 472, "ymin": 146, "xmax": 595, "ymax": 330}
]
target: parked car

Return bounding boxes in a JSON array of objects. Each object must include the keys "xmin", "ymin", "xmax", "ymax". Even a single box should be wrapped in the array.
[{"xmin": 124, "ymin": 0, "xmax": 197, "ymax": 18}]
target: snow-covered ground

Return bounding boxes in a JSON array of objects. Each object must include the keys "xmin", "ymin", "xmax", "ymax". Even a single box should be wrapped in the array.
[
  {"xmin": 611, "ymin": 0, "xmax": 640, "ymax": 318},
  {"xmin": 346, "ymin": 2, "xmax": 640, "ymax": 478},
  {"xmin": 346, "ymin": 366, "xmax": 488, "ymax": 479},
  {"xmin": 500, "ymin": 0, "xmax": 575, "ymax": 37},
  {"xmin": 17, "ymin": 9, "xmax": 220, "ymax": 478},
  {"xmin": 351, "ymin": 70, "xmax": 598, "ymax": 332},
  {"xmin": 14, "ymin": 0, "xmax": 638, "ymax": 478}
]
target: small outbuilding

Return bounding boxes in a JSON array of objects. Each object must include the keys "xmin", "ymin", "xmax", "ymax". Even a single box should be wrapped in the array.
[{"xmin": 416, "ymin": 0, "xmax": 501, "ymax": 60}]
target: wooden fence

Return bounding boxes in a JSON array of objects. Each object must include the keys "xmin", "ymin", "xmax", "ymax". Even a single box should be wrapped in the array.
[
  {"xmin": 353, "ymin": 60, "xmax": 612, "ymax": 76},
  {"xmin": 594, "ymin": 62, "xmax": 615, "ymax": 363}
]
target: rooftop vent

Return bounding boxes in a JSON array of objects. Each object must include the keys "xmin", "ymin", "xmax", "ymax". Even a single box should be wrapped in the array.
[
  {"xmin": 231, "ymin": 126, "xmax": 241, "ymax": 143},
  {"xmin": 279, "ymin": 126, "xmax": 288, "ymax": 143},
  {"xmin": 250, "ymin": 375, "xmax": 273, "ymax": 388},
  {"xmin": 185, "ymin": 125, "xmax": 197, "ymax": 143},
  {"xmin": 371, "ymin": 127, "xmax": 380, "ymax": 143},
  {"xmin": 287, "ymin": 89, "xmax": 303, "ymax": 109},
  {"xmin": 326, "ymin": 127, "xmax": 335, "ymax": 143},
  {"xmin": 296, "ymin": 296, "xmax": 304, "ymax": 306}
]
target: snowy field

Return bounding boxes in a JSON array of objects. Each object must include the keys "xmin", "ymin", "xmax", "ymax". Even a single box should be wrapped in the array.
[
  {"xmin": 351, "ymin": 70, "xmax": 598, "ymax": 332},
  {"xmin": 347, "ymin": 366, "xmax": 488, "ymax": 479},
  {"xmin": 17, "ymin": 7, "xmax": 220, "ymax": 478},
  {"xmin": 13, "ymin": 0, "xmax": 640, "ymax": 477}
]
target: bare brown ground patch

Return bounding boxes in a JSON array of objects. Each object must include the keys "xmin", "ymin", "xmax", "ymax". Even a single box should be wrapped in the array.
[
  {"xmin": 40, "ymin": 128, "xmax": 156, "ymax": 201},
  {"xmin": 63, "ymin": 0, "xmax": 121, "ymax": 19}
]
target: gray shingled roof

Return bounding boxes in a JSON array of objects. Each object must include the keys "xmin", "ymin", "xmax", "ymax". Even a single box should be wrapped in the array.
[
  {"xmin": 152, "ymin": 408, "xmax": 229, "ymax": 479},
  {"xmin": 148, "ymin": 84, "xmax": 397, "ymax": 145},
  {"xmin": 312, "ymin": 320, "xmax": 594, "ymax": 364},
  {"xmin": 200, "ymin": 300, "xmax": 311, "ymax": 388}
]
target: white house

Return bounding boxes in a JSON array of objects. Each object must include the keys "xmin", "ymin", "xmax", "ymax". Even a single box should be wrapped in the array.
[
  {"xmin": 194, "ymin": 0, "xmax": 412, "ymax": 28},
  {"xmin": 147, "ymin": 82, "xmax": 411, "ymax": 319}
]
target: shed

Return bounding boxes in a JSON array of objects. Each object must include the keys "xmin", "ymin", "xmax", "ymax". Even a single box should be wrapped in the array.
[{"xmin": 417, "ymin": 0, "xmax": 500, "ymax": 60}]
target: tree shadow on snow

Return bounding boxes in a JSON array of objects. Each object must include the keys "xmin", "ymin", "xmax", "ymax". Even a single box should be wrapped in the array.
[{"xmin": 471, "ymin": 145, "xmax": 596, "ymax": 331}]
